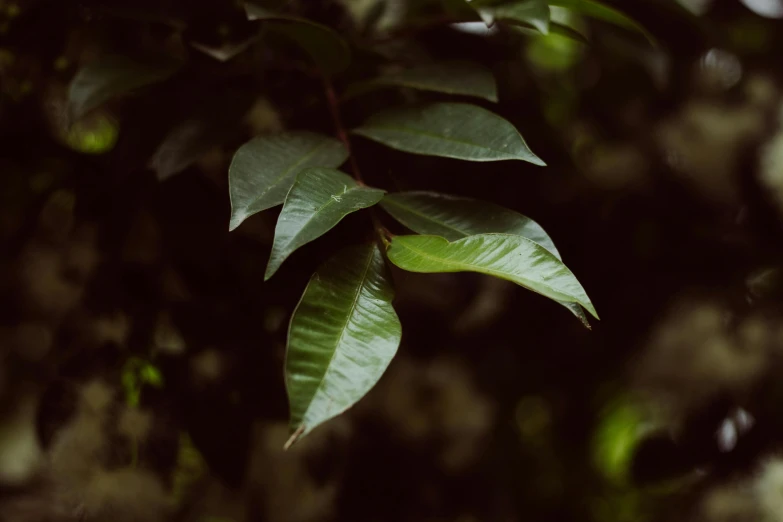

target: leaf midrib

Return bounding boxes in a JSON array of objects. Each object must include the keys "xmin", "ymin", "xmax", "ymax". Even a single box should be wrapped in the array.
[
  {"xmin": 382, "ymin": 198, "xmax": 469, "ymax": 239},
  {"xmin": 240, "ymin": 139, "xmax": 335, "ymax": 212},
  {"xmin": 282, "ymin": 184, "xmax": 380, "ymax": 253},
  {"xmin": 394, "ymin": 237, "xmax": 580, "ymax": 305},
  {"xmin": 302, "ymin": 246, "xmax": 376, "ymax": 425},
  {"xmin": 358, "ymin": 124, "xmax": 524, "ymax": 159}
]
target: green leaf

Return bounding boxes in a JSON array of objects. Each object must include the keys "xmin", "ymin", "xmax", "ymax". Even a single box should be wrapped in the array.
[
  {"xmin": 228, "ymin": 132, "xmax": 348, "ymax": 231},
  {"xmin": 549, "ymin": 0, "xmax": 656, "ymax": 45},
  {"xmin": 285, "ymin": 243, "xmax": 401, "ymax": 446},
  {"xmin": 266, "ymin": 168, "xmax": 384, "ymax": 280},
  {"xmin": 353, "ymin": 102, "xmax": 545, "ymax": 165},
  {"xmin": 387, "ymin": 234, "xmax": 597, "ymax": 319},
  {"xmin": 381, "ymin": 191, "xmax": 559, "ymax": 255},
  {"xmin": 511, "ymin": 21, "xmax": 590, "ymax": 44},
  {"xmin": 68, "ymin": 54, "xmax": 180, "ymax": 120},
  {"xmin": 350, "ymin": 61, "xmax": 498, "ymax": 102},
  {"xmin": 245, "ymin": 3, "xmax": 351, "ymax": 74},
  {"xmin": 381, "ymin": 192, "xmax": 591, "ymax": 327},
  {"xmin": 477, "ymin": 0, "xmax": 550, "ymax": 34}
]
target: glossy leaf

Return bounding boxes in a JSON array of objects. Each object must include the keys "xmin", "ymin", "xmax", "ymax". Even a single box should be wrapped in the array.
[
  {"xmin": 353, "ymin": 102, "xmax": 545, "ymax": 165},
  {"xmin": 285, "ymin": 243, "xmax": 401, "ymax": 446},
  {"xmin": 381, "ymin": 192, "xmax": 590, "ymax": 326},
  {"xmin": 245, "ymin": 3, "xmax": 351, "ymax": 74},
  {"xmin": 228, "ymin": 132, "xmax": 348, "ymax": 231},
  {"xmin": 387, "ymin": 234, "xmax": 598, "ymax": 319},
  {"xmin": 352, "ymin": 61, "xmax": 498, "ymax": 102},
  {"xmin": 477, "ymin": 0, "xmax": 550, "ymax": 34},
  {"xmin": 549, "ymin": 0, "xmax": 656, "ymax": 44},
  {"xmin": 266, "ymin": 168, "xmax": 384, "ymax": 279},
  {"xmin": 381, "ymin": 191, "xmax": 559, "ymax": 256},
  {"xmin": 68, "ymin": 54, "xmax": 180, "ymax": 120}
]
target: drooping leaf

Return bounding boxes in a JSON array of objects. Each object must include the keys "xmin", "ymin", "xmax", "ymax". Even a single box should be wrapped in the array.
[
  {"xmin": 476, "ymin": 0, "xmax": 550, "ymax": 34},
  {"xmin": 265, "ymin": 168, "xmax": 384, "ymax": 279},
  {"xmin": 285, "ymin": 243, "xmax": 401, "ymax": 446},
  {"xmin": 549, "ymin": 0, "xmax": 656, "ymax": 44},
  {"xmin": 228, "ymin": 132, "xmax": 348, "ymax": 231},
  {"xmin": 245, "ymin": 3, "xmax": 351, "ymax": 74},
  {"xmin": 349, "ymin": 61, "xmax": 498, "ymax": 102},
  {"xmin": 387, "ymin": 234, "xmax": 598, "ymax": 319},
  {"xmin": 380, "ymin": 191, "xmax": 559, "ymax": 256},
  {"xmin": 353, "ymin": 102, "xmax": 545, "ymax": 165},
  {"xmin": 381, "ymin": 192, "xmax": 591, "ymax": 327},
  {"xmin": 150, "ymin": 120, "xmax": 213, "ymax": 181},
  {"xmin": 68, "ymin": 54, "xmax": 180, "ymax": 120}
]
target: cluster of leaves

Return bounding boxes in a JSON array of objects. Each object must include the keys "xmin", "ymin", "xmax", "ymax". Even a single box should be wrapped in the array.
[{"xmin": 64, "ymin": 0, "xmax": 654, "ymax": 447}]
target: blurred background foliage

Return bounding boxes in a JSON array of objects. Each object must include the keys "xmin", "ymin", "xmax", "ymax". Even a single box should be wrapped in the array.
[{"xmin": 3, "ymin": 0, "xmax": 783, "ymax": 521}]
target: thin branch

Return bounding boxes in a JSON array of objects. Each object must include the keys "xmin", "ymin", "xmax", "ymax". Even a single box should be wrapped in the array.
[
  {"xmin": 322, "ymin": 75, "xmax": 391, "ymax": 243},
  {"xmin": 323, "ymin": 76, "xmax": 363, "ymax": 183}
]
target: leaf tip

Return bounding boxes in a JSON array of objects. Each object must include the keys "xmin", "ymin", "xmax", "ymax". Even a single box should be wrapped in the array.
[
  {"xmin": 228, "ymin": 212, "xmax": 245, "ymax": 232},
  {"xmin": 283, "ymin": 425, "xmax": 306, "ymax": 451},
  {"xmin": 530, "ymin": 155, "xmax": 547, "ymax": 167}
]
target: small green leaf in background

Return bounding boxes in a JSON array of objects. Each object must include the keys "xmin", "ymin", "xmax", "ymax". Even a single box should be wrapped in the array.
[
  {"xmin": 150, "ymin": 120, "xmax": 212, "ymax": 181},
  {"xmin": 476, "ymin": 0, "xmax": 550, "ymax": 34},
  {"xmin": 380, "ymin": 191, "xmax": 559, "ymax": 256},
  {"xmin": 245, "ymin": 3, "xmax": 351, "ymax": 74},
  {"xmin": 68, "ymin": 54, "xmax": 180, "ymax": 120},
  {"xmin": 228, "ymin": 132, "xmax": 348, "ymax": 231},
  {"xmin": 353, "ymin": 102, "xmax": 545, "ymax": 165},
  {"xmin": 351, "ymin": 61, "xmax": 498, "ymax": 102},
  {"xmin": 387, "ymin": 233, "xmax": 597, "ymax": 319},
  {"xmin": 550, "ymin": 0, "xmax": 656, "ymax": 45},
  {"xmin": 265, "ymin": 168, "xmax": 385, "ymax": 280},
  {"xmin": 511, "ymin": 21, "xmax": 590, "ymax": 44},
  {"xmin": 381, "ymin": 191, "xmax": 590, "ymax": 326},
  {"xmin": 285, "ymin": 243, "xmax": 401, "ymax": 446}
]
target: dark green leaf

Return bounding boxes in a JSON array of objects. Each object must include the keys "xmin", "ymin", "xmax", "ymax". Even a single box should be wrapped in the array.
[
  {"xmin": 350, "ymin": 61, "xmax": 498, "ymax": 102},
  {"xmin": 381, "ymin": 192, "xmax": 591, "ymax": 327},
  {"xmin": 381, "ymin": 191, "xmax": 558, "ymax": 255},
  {"xmin": 387, "ymin": 234, "xmax": 597, "ymax": 319},
  {"xmin": 68, "ymin": 54, "xmax": 180, "ymax": 120},
  {"xmin": 511, "ymin": 21, "xmax": 590, "ymax": 44},
  {"xmin": 549, "ymin": 0, "xmax": 656, "ymax": 44},
  {"xmin": 245, "ymin": 3, "xmax": 351, "ymax": 74},
  {"xmin": 477, "ymin": 0, "xmax": 550, "ymax": 34},
  {"xmin": 228, "ymin": 132, "xmax": 348, "ymax": 231},
  {"xmin": 150, "ymin": 120, "xmax": 212, "ymax": 181},
  {"xmin": 353, "ymin": 102, "xmax": 545, "ymax": 165},
  {"xmin": 285, "ymin": 243, "xmax": 401, "ymax": 446},
  {"xmin": 266, "ymin": 168, "xmax": 384, "ymax": 279}
]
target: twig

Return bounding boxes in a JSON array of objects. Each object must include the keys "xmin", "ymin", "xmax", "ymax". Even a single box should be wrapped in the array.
[
  {"xmin": 323, "ymin": 76, "xmax": 363, "ymax": 183},
  {"xmin": 322, "ymin": 75, "xmax": 391, "ymax": 243}
]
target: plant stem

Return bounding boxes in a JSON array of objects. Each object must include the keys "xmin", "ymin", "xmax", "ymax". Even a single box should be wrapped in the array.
[
  {"xmin": 322, "ymin": 75, "xmax": 391, "ymax": 244},
  {"xmin": 323, "ymin": 76, "xmax": 363, "ymax": 183}
]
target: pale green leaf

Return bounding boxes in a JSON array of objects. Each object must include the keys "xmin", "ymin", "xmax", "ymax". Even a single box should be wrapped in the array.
[
  {"xmin": 266, "ymin": 168, "xmax": 384, "ymax": 279},
  {"xmin": 68, "ymin": 54, "xmax": 180, "ymax": 120},
  {"xmin": 549, "ymin": 0, "xmax": 656, "ymax": 45},
  {"xmin": 228, "ymin": 132, "xmax": 348, "ymax": 231},
  {"xmin": 381, "ymin": 192, "xmax": 591, "ymax": 327},
  {"xmin": 353, "ymin": 102, "xmax": 545, "ymax": 165},
  {"xmin": 477, "ymin": 0, "xmax": 550, "ymax": 34},
  {"xmin": 351, "ymin": 61, "xmax": 498, "ymax": 102},
  {"xmin": 245, "ymin": 3, "xmax": 351, "ymax": 74},
  {"xmin": 387, "ymin": 234, "xmax": 598, "ymax": 319},
  {"xmin": 286, "ymin": 243, "xmax": 401, "ymax": 445}
]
